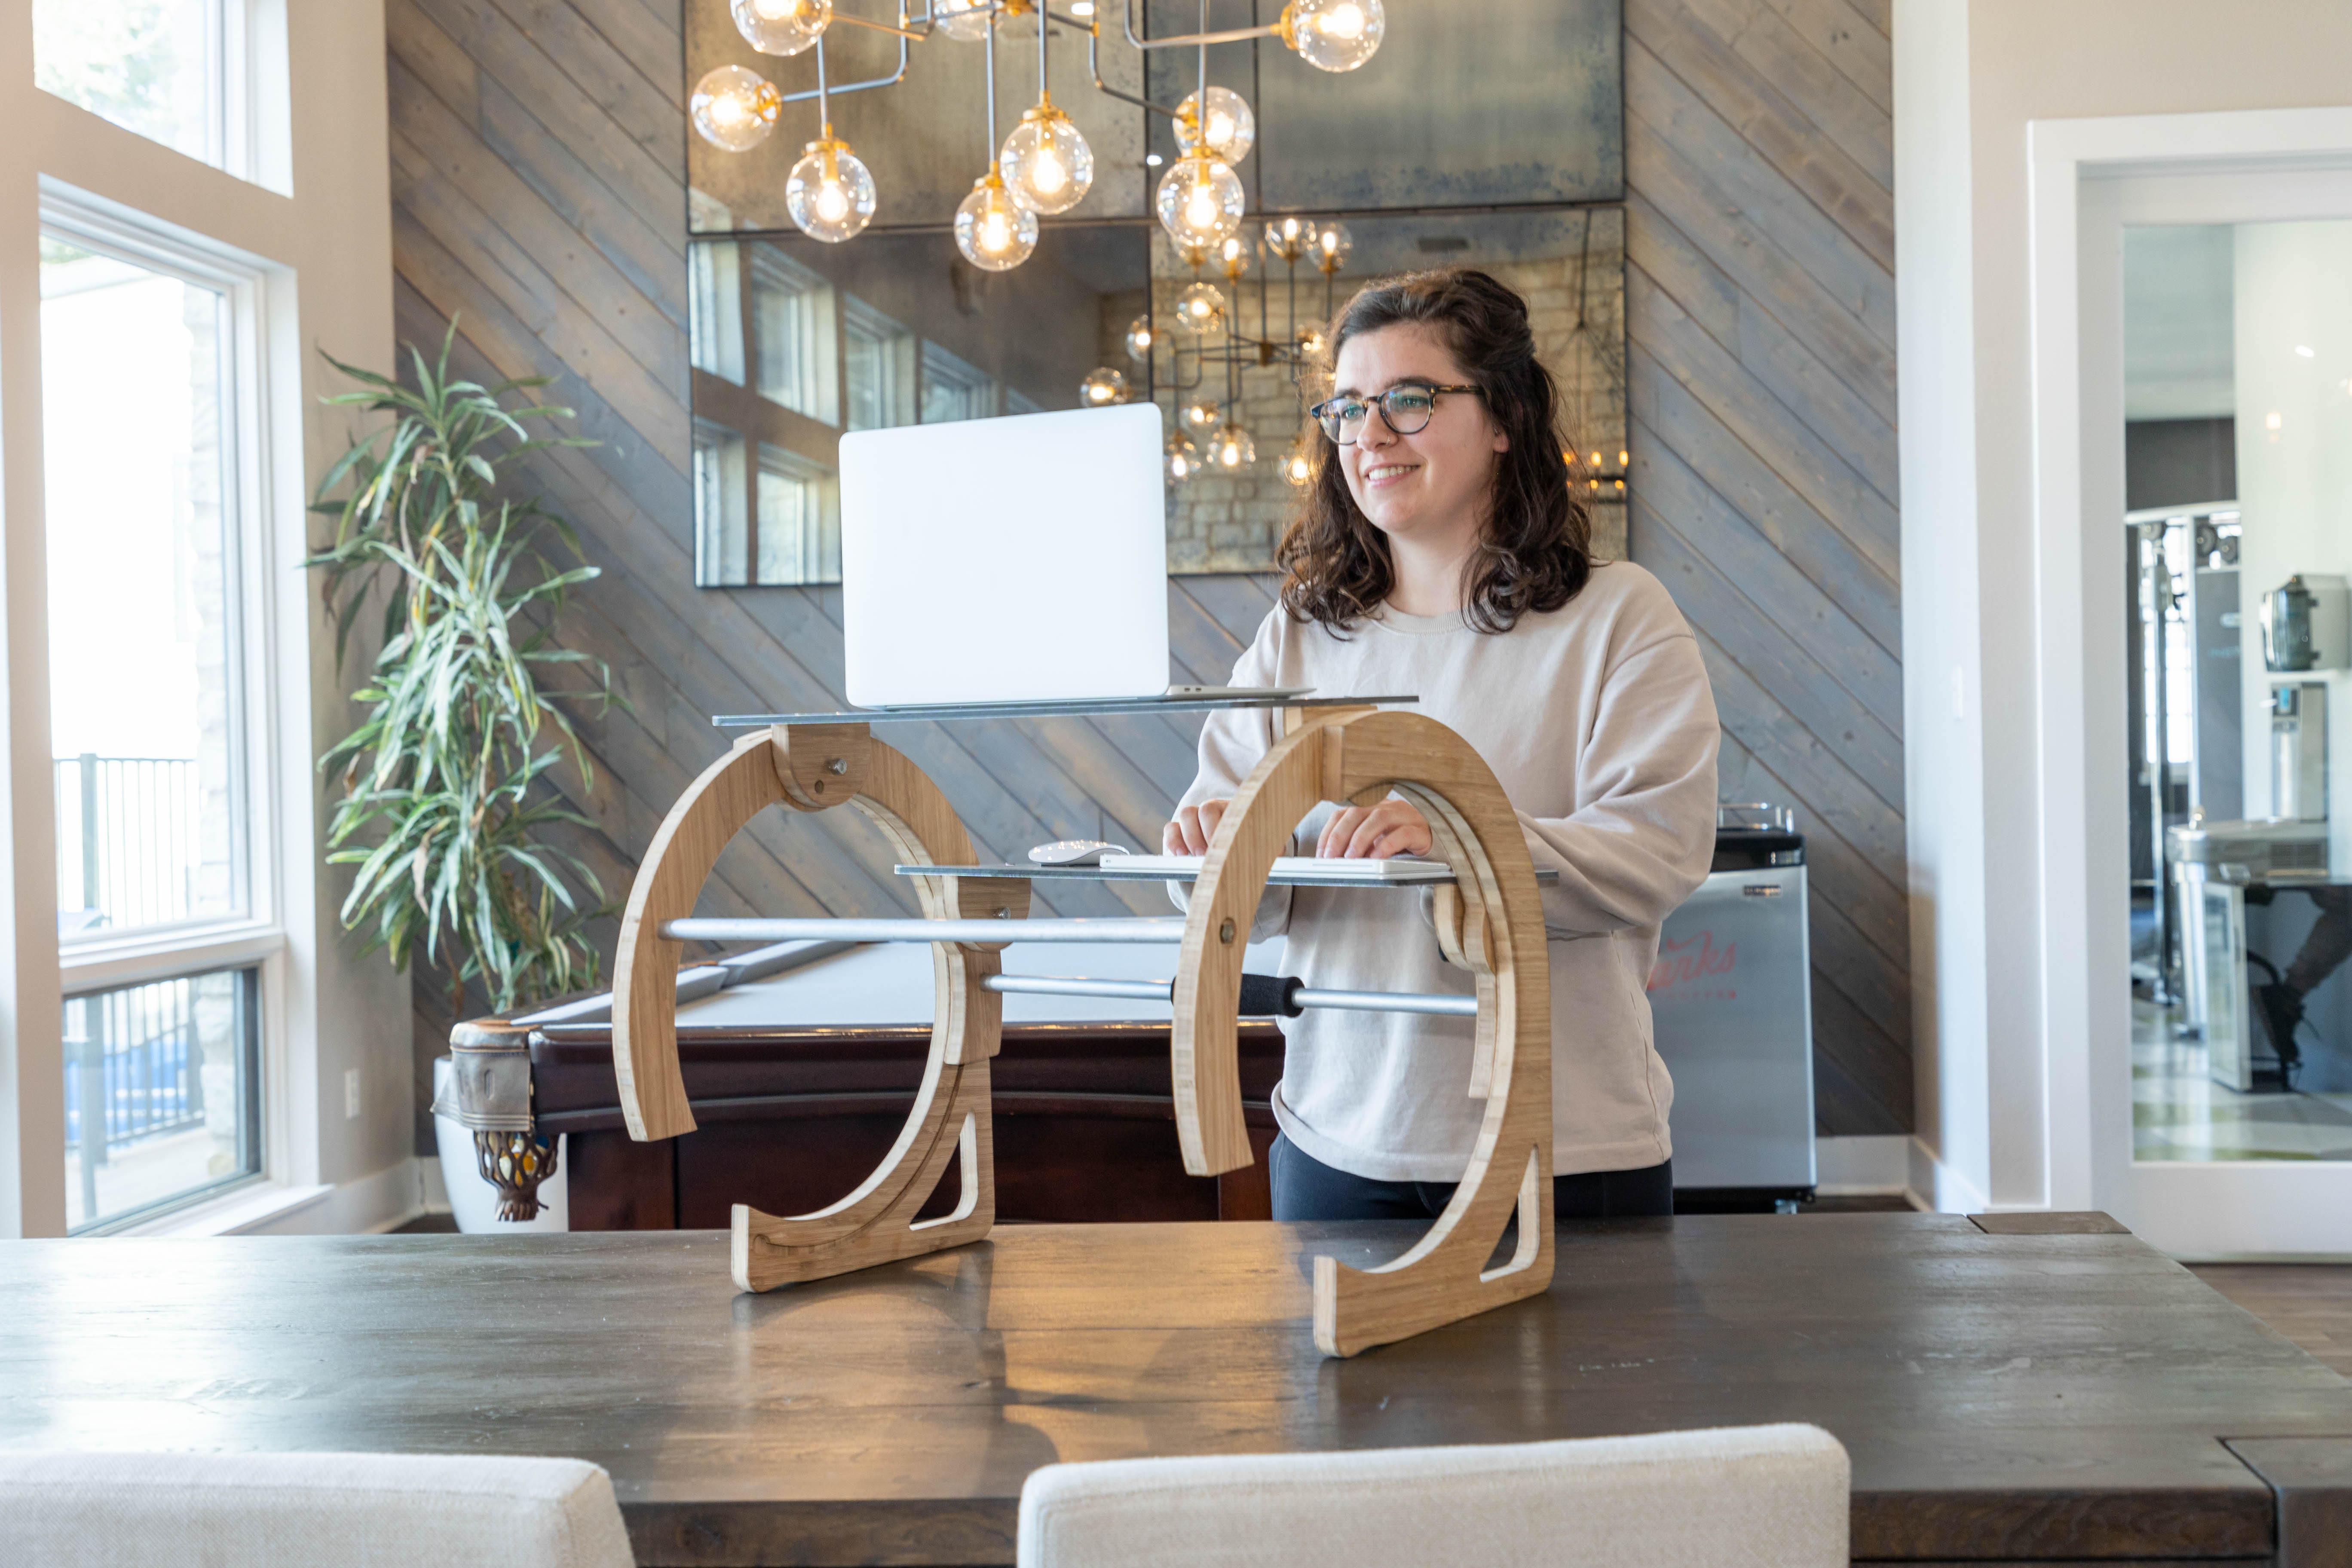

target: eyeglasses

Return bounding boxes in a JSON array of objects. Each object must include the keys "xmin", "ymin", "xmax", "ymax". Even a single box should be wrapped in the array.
[{"xmin": 1308, "ymin": 383, "xmax": 1482, "ymax": 444}]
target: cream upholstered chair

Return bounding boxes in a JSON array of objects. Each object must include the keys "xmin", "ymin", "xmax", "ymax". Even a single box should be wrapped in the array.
[
  {"xmin": 1017, "ymin": 1424, "xmax": 1849, "ymax": 1568},
  {"xmin": 0, "ymin": 1452, "xmax": 635, "ymax": 1568}
]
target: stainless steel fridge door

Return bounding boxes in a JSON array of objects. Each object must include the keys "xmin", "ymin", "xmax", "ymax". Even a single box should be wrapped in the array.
[{"xmin": 1649, "ymin": 866, "xmax": 1817, "ymax": 1190}]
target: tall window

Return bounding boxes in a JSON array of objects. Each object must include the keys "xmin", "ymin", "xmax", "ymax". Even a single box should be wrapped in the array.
[
  {"xmin": 750, "ymin": 245, "xmax": 837, "ymax": 425},
  {"xmin": 757, "ymin": 444, "xmax": 838, "ymax": 583},
  {"xmin": 920, "ymin": 341, "xmax": 998, "ymax": 425},
  {"xmin": 842, "ymin": 296, "xmax": 916, "ymax": 432},
  {"xmin": 41, "ymin": 222, "xmax": 264, "ymax": 1230},
  {"xmin": 31, "ymin": 0, "xmax": 283, "ymax": 187},
  {"xmin": 688, "ymin": 240, "xmax": 744, "ymax": 386}
]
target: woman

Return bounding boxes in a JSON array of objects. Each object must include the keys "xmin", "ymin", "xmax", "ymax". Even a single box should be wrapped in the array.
[{"xmin": 1164, "ymin": 268, "xmax": 1719, "ymax": 1222}]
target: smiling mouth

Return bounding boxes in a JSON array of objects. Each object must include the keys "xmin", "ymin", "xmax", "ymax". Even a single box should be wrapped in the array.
[{"xmin": 1361, "ymin": 463, "xmax": 1416, "ymax": 486}]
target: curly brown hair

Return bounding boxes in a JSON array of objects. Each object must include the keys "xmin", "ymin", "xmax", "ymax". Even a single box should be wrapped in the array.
[{"xmin": 1275, "ymin": 267, "xmax": 1592, "ymax": 634}]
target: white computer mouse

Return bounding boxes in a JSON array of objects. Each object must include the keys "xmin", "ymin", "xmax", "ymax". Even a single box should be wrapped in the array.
[{"xmin": 1028, "ymin": 839, "xmax": 1132, "ymax": 867}]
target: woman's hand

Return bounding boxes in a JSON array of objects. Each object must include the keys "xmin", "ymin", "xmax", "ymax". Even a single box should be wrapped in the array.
[
  {"xmin": 1316, "ymin": 798, "xmax": 1432, "ymax": 859},
  {"xmin": 1165, "ymin": 799, "xmax": 1230, "ymax": 854}
]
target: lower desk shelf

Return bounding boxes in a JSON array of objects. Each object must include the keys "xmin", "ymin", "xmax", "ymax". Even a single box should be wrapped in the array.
[{"xmin": 518, "ymin": 939, "xmax": 1288, "ymax": 1230}]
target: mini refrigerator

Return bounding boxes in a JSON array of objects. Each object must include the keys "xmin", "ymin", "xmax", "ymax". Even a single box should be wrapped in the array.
[{"xmin": 1648, "ymin": 805, "xmax": 1817, "ymax": 1210}]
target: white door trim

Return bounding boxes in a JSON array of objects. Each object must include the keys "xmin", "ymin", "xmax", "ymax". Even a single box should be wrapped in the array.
[{"xmin": 2025, "ymin": 104, "xmax": 2352, "ymax": 1253}]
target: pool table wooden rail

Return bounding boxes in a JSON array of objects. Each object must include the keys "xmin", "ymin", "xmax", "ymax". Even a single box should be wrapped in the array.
[{"xmin": 521, "ymin": 1018, "xmax": 1288, "ymax": 1231}]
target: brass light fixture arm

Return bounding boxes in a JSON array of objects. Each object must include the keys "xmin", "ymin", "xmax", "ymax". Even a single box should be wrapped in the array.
[
  {"xmin": 775, "ymin": 2, "xmax": 916, "ymax": 105},
  {"xmin": 1084, "ymin": 12, "xmax": 1185, "ymax": 119},
  {"xmin": 1121, "ymin": 0, "xmax": 1281, "ymax": 48}
]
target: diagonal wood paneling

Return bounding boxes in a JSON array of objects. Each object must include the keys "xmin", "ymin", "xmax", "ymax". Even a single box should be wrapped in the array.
[
  {"xmin": 388, "ymin": 0, "xmax": 1908, "ymax": 1145},
  {"xmin": 1626, "ymin": 0, "xmax": 1909, "ymax": 1136}
]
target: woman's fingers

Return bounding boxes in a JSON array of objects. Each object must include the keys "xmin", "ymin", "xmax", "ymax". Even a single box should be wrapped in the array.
[
  {"xmin": 1164, "ymin": 799, "xmax": 1231, "ymax": 854},
  {"xmin": 1317, "ymin": 806, "xmax": 1369, "ymax": 858},
  {"xmin": 1318, "ymin": 801, "xmax": 1432, "ymax": 859}
]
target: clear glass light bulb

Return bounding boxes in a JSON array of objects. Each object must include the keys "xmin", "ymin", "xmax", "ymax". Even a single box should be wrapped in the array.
[
  {"xmin": 1283, "ymin": 0, "xmax": 1384, "ymax": 71},
  {"xmin": 934, "ymin": 0, "xmax": 995, "ymax": 41},
  {"xmin": 1295, "ymin": 322, "xmax": 1329, "ymax": 358},
  {"xmin": 732, "ymin": 0, "xmax": 831, "ymax": 55},
  {"xmin": 1282, "ymin": 449, "xmax": 1314, "ymax": 486},
  {"xmin": 1124, "ymin": 315, "xmax": 1156, "ymax": 361},
  {"xmin": 1174, "ymin": 86, "xmax": 1256, "ymax": 164},
  {"xmin": 690, "ymin": 65, "xmax": 782, "ymax": 152},
  {"xmin": 1312, "ymin": 219, "xmax": 1353, "ymax": 271},
  {"xmin": 1216, "ymin": 234, "xmax": 1251, "ymax": 277},
  {"xmin": 1080, "ymin": 367, "xmax": 1127, "ymax": 405},
  {"xmin": 1001, "ymin": 102, "xmax": 1094, "ymax": 215},
  {"xmin": 785, "ymin": 138, "xmax": 876, "ymax": 241},
  {"xmin": 1173, "ymin": 281, "xmax": 1227, "ymax": 335},
  {"xmin": 1265, "ymin": 214, "xmax": 1308, "ymax": 261},
  {"xmin": 955, "ymin": 171, "xmax": 1038, "ymax": 271},
  {"xmin": 1213, "ymin": 422, "xmax": 1256, "ymax": 468},
  {"xmin": 1155, "ymin": 152, "xmax": 1246, "ymax": 248},
  {"xmin": 1181, "ymin": 396, "xmax": 1221, "ymax": 433},
  {"xmin": 1166, "ymin": 431, "xmax": 1200, "ymax": 485}
]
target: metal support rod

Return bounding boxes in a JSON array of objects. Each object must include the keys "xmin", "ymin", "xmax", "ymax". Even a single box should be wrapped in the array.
[
  {"xmin": 984, "ymin": 6, "xmax": 998, "ymax": 156},
  {"xmin": 1089, "ymin": 12, "xmax": 1184, "ymax": 117},
  {"xmin": 980, "ymin": 971, "xmax": 1482, "ymax": 1018},
  {"xmin": 777, "ymin": 3, "xmax": 912, "ymax": 106},
  {"xmin": 662, "ymin": 916, "xmax": 1189, "ymax": 944},
  {"xmin": 1124, "ymin": 0, "xmax": 1279, "ymax": 47},
  {"xmin": 1296, "ymin": 986, "xmax": 1479, "ymax": 1018}
]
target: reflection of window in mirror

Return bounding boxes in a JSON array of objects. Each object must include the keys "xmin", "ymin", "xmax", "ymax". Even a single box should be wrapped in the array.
[
  {"xmin": 692, "ymin": 419, "xmax": 750, "ymax": 586},
  {"xmin": 920, "ymin": 340, "xmax": 996, "ymax": 425},
  {"xmin": 1006, "ymin": 387, "xmax": 1043, "ymax": 416},
  {"xmin": 688, "ymin": 241, "xmax": 744, "ymax": 385},
  {"xmin": 750, "ymin": 245, "xmax": 838, "ymax": 426},
  {"xmin": 842, "ymin": 296, "xmax": 916, "ymax": 432},
  {"xmin": 756, "ymin": 443, "xmax": 839, "ymax": 583}
]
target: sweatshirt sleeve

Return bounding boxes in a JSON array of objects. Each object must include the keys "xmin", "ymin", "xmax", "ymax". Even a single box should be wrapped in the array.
[
  {"xmin": 1522, "ymin": 589, "xmax": 1720, "ymax": 938},
  {"xmin": 1169, "ymin": 609, "xmax": 1296, "ymax": 939}
]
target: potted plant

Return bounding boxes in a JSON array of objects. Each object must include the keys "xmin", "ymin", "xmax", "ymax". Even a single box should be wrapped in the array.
[{"xmin": 309, "ymin": 328, "xmax": 618, "ymax": 1023}]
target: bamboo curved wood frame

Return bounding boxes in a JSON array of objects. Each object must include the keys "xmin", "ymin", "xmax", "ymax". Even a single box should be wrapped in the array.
[
  {"xmin": 1170, "ymin": 707, "xmax": 1555, "ymax": 1357},
  {"xmin": 611, "ymin": 723, "xmax": 1017, "ymax": 1292}
]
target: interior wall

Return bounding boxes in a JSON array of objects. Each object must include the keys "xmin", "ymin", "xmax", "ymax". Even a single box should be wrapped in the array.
[
  {"xmin": 1892, "ymin": 0, "xmax": 2352, "ymax": 1210},
  {"xmin": 387, "ymin": 0, "xmax": 1912, "ymax": 1145},
  {"xmin": 1623, "ymin": 0, "xmax": 1910, "ymax": 1136}
]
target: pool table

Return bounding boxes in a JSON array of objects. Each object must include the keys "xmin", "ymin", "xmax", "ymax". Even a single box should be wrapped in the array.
[{"xmin": 446, "ymin": 938, "xmax": 1290, "ymax": 1230}]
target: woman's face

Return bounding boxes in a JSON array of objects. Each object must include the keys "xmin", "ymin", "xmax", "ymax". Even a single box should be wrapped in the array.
[{"xmin": 1329, "ymin": 321, "xmax": 1508, "ymax": 550}]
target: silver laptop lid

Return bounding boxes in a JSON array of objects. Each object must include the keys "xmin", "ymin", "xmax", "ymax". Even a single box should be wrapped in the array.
[{"xmin": 839, "ymin": 402, "xmax": 1169, "ymax": 708}]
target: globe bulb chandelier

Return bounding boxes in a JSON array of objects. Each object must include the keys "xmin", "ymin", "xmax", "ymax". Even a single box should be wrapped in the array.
[
  {"xmin": 690, "ymin": 64, "xmax": 782, "ymax": 152},
  {"xmin": 1124, "ymin": 315, "xmax": 1157, "ymax": 362},
  {"xmin": 955, "ymin": 167, "xmax": 1038, "ymax": 271},
  {"xmin": 1165, "ymin": 430, "xmax": 1201, "ymax": 485},
  {"xmin": 785, "ymin": 133, "xmax": 876, "ymax": 241},
  {"xmin": 1180, "ymin": 396, "xmax": 1222, "ymax": 434},
  {"xmin": 690, "ymin": 0, "xmax": 1383, "ymax": 275},
  {"xmin": 1211, "ymin": 421, "xmax": 1257, "ymax": 469},
  {"xmin": 1079, "ymin": 366, "xmax": 1127, "ymax": 406},
  {"xmin": 1175, "ymin": 86, "xmax": 1255, "ymax": 164},
  {"xmin": 1173, "ymin": 280, "xmax": 1227, "ymax": 335},
  {"xmin": 1001, "ymin": 95, "xmax": 1094, "ymax": 214},
  {"xmin": 1279, "ymin": 0, "xmax": 1385, "ymax": 72},
  {"xmin": 1265, "ymin": 214, "xmax": 1309, "ymax": 261},
  {"xmin": 732, "ymin": 0, "xmax": 831, "ymax": 55},
  {"xmin": 1157, "ymin": 150, "xmax": 1246, "ymax": 248}
]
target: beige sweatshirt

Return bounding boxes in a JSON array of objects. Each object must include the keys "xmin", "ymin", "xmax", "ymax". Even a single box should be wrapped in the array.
[{"xmin": 1176, "ymin": 561, "xmax": 1721, "ymax": 1181}]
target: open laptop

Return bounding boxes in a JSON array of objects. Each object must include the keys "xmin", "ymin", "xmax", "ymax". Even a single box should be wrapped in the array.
[{"xmin": 839, "ymin": 403, "xmax": 1200, "ymax": 709}]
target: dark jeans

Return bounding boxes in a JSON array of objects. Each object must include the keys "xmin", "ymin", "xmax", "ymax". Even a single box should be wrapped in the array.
[{"xmin": 1268, "ymin": 1133, "xmax": 1674, "ymax": 1222}]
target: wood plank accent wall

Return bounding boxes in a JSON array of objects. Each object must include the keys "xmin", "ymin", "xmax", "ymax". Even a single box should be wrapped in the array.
[
  {"xmin": 1623, "ymin": 0, "xmax": 1907, "ymax": 1136},
  {"xmin": 384, "ymin": 0, "xmax": 1908, "ymax": 1146}
]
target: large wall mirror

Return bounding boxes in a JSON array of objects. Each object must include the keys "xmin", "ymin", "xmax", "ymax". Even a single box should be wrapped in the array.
[{"xmin": 684, "ymin": 0, "xmax": 1626, "ymax": 587}]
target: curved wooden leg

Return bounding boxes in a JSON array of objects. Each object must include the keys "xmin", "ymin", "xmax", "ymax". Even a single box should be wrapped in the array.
[
  {"xmin": 1171, "ymin": 708, "xmax": 1555, "ymax": 1358},
  {"xmin": 612, "ymin": 723, "xmax": 1012, "ymax": 1292}
]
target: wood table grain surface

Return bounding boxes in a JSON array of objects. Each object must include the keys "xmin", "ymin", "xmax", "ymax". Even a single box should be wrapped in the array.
[{"xmin": 4, "ymin": 1214, "xmax": 2349, "ymax": 1566}]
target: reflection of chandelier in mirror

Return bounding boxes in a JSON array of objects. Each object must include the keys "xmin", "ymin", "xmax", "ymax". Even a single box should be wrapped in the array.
[{"xmin": 689, "ymin": 0, "xmax": 1387, "ymax": 266}]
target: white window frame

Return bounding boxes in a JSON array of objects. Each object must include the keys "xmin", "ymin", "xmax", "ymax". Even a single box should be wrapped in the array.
[
  {"xmin": 1, "ymin": 3, "xmax": 401, "ymax": 1240},
  {"xmin": 37, "ymin": 188, "xmax": 291, "ymax": 1231}
]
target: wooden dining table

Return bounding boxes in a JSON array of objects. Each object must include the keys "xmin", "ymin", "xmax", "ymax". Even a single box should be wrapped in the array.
[{"xmin": 3, "ymin": 1212, "xmax": 2349, "ymax": 1566}]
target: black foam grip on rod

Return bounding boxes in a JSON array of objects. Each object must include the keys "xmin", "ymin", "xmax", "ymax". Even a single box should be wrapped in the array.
[{"xmin": 1237, "ymin": 972, "xmax": 1304, "ymax": 1017}]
